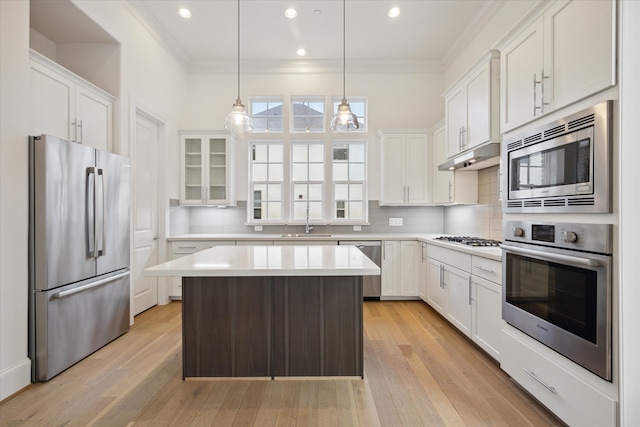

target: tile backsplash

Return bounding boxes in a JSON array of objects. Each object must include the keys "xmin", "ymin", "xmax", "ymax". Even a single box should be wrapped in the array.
[
  {"xmin": 443, "ymin": 166, "xmax": 502, "ymax": 240},
  {"xmin": 169, "ymin": 165, "xmax": 502, "ymax": 240}
]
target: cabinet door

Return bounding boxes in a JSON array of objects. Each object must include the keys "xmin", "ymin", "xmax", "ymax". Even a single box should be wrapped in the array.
[
  {"xmin": 181, "ymin": 135, "xmax": 205, "ymax": 204},
  {"xmin": 501, "ymin": 18, "xmax": 544, "ymax": 132},
  {"xmin": 419, "ymin": 243, "xmax": 428, "ymax": 302},
  {"xmin": 543, "ymin": 0, "xmax": 615, "ymax": 112},
  {"xmin": 445, "ymin": 88, "xmax": 465, "ymax": 157},
  {"xmin": 405, "ymin": 134, "xmax": 430, "ymax": 204},
  {"xmin": 432, "ymin": 124, "xmax": 453, "ymax": 204},
  {"xmin": 426, "ymin": 258, "xmax": 446, "ymax": 315},
  {"xmin": 380, "ymin": 135, "xmax": 406, "ymax": 205},
  {"xmin": 206, "ymin": 136, "xmax": 230, "ymax": 203},
  {"xmin": 444, "ymin": 265, "xmax": 472, "ymax": 337},
  {"xmin": 399, "ymin": 241, "xmax": 420, "ymax": 296},
  {"xmin": 381, "ymin": 241, "xmax": 399, "ymax": 296},
  {"xmin": 464, "ymin": 62, "xmax": 491, "ymax": 150},
  {"xmin": 76, "ymin": 85, "xmax": 112, "ymax": 151},
  {"xmin": 29, "ymin": 62, "xmax": 75, "ymax": 141},
  {"xmin": 472, "ymin": 275, "xmax": 502, "ymax": 361}
]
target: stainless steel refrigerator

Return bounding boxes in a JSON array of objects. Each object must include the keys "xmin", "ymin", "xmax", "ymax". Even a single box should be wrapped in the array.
[{"xmin": 29, "ymin": 134, "xmax": 131, "ymax": 381}]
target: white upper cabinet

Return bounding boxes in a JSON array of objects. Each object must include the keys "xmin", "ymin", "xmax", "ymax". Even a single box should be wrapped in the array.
[
  {"xmin": 29, "ymin": 51, "xmax": 113, "ymax": 151},
  {"xmin": 180, "ymin": 132, "xmax": 236, "ymax": 206},
  {"xmin": 431, "ymin": 121, "xmax": 478, "ymax": 205},
  {"xmin": 444, "ymin": 51, "xmax": 500, "ymax": 158},
  {"xmin": 501, "ymin": 0, "xmax": 616, "ymax": 132},
  {"xmin": 378, "ymin": 130, "xmax": 431, "ymax": 206}
]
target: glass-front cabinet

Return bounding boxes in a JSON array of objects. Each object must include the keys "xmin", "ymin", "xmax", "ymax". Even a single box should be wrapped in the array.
[{"xmin": 180, "ymin": 132, "xmax": 235, "ymax": 206}]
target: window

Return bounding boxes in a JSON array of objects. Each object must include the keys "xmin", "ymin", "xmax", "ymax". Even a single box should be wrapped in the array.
[
  {"xmin": 250, "ymin": 97, "xmax": 283, "ymax": 132},
  {"xmin": 291, "ymin": 97, "xmax": 325, "ymax": 133},
  {"xmin": 332, "ymin": 141, "xmax": 366, "ymax": 221},
  {"xmin": 291, "ymin": 141, "xmax": 325, "ymax": 222},
  {"xmin": 250, "ymin": 142, "xmax": 284, "ymax": 221},
  {"xmin": 332, "ymin": 96, "xmax": 367, "ymax": 132}
]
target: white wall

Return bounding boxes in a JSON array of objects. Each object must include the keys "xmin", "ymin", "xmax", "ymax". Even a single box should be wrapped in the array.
[
  {"xmin": 0, "ymin": 0, "xmax": 189, "ymax": 400},
  {"xmin": 179, "ymin": 71, "xmax": 445, "ymax": 202},
  {"xmin": 0, "ymin": 0, "xmax": 31, "ymax": 401}
]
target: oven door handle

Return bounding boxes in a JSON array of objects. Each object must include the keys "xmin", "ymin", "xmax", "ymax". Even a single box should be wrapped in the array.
[{"xmin": 500, "ymin": 245, "xmax": 600, "ymax": 267}]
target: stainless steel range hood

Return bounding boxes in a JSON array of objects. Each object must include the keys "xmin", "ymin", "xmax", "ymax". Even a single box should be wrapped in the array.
[{"xmin": 438, "ymin": 142, "xmax": 501, "ymax": 171}]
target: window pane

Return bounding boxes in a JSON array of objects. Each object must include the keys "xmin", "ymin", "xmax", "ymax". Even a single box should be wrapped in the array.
[
  {"xmin": 334, "ymin": 163, "xmax": 348, "ymax": 181},
  {"xmin": 253, "ymin": 164, "xmax": 268, "ymax": 181},
  {"xmin": 267, "ymin": 184, "xmax": 281, "ymax": 201},
  {"xmin": 348, "ymin": 202, "xmax": 363, "ymax": 219},
  {"xmin": 292, "ymin": 164, "xmax": 307, "ymax": 181},
  {"xmin": 292, "ymin": 145, "xmax": 308, "ymax": 163},
  {"xmin": 350, "ymin": 144, "xmax": 365, "ymax": 162},
  {"xmin": 292, "ymin": 117, "xmax": 308, "ymax": 132},
  {"xmin": 333, "ymin": 147, "xmax": 348, "ymax": 161},
  {"xmin": 309, "ymin": 145, "xmax": 324, "ymax": 162},
  {"xmin": 267, "ymin": 202, "xmax": 281, "ymax": 220},
  {"xmin": 309, "ymin": 202, "xmax": 322, "ymax": 219},
  {"xmin": 293, "ymin": 184, "xmax": 308, "ymax": 200},
  {"xmin": 269, "ymin": 164, "xmax": 284, "ymax": 181},
  {"xmin": 350, "ymin": 183, "xmax": 363, "ymax": 200},
  {"xmin": 308, "ymin": 184, "xmax": 322, "ymax": 200},
  {"xmin": 349, "ymin": 163, "xmax": 365, "ymax": 181},
  {"xmin": 253, "ymin": 145, "xmax": 268, "ymax": 162},
  {"xmin": 269, "ymin": 145, "xmax": 283, "ymax": 162},
  {"xmin": 308, "ymin": 163, "xmax": 324, "ymax": 181},
  {"xmin": 335, "ymin": 183, "xmax": 348, "ymax": 200},
  {"xmin": 293, "ymin": 201, "xmax": 307, "ymax": 220}
]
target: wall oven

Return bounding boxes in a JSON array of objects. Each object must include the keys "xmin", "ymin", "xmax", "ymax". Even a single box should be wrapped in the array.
[
  {"xmin": 502, "ymin": 220, "xmax": 612, "ymax": 381},
  {"xmin": 502, "ymin": 101, "xmax": 612, "ymax": 213}
]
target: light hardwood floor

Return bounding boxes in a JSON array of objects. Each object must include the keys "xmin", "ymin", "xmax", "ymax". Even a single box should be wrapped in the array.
[{"xmin": 0, "ymin": 300, "xmax": 563, "ymax": 426}]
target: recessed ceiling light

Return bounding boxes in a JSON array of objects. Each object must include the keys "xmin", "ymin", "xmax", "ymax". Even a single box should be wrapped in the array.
[
  {"xmin": 387, "ymin": 7, "xmax": 400, "ymax": 18},
  {"xmin": 284, "ymin": 8, "xmax": 297, "ymax": 19},
  {"xmin": 296, "ymin": 48, "xmax": 307, "ymax": 57},
  {"xmin": 313, "ymin": 9, "xmax": 323, "ymax": 16},
  {"xmin": 178, "ymin": 7, "xmax": 192, "ymax": 19}
]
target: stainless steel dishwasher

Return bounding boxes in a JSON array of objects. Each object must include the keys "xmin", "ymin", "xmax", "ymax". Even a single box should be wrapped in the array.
[{"xmin": 338, "ymin": 241, "xmax": 382, "ymax": 299}]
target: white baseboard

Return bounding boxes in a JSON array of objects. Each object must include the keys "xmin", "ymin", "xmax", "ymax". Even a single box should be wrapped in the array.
[{"xmin": 0, "ymin": 358, "xmax": 31, "ymax": 401}]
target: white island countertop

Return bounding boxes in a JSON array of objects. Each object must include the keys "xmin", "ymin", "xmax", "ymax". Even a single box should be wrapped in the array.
[{"xmin": 145, "ymin": 245, "xmax": 381, "ymax": 277}]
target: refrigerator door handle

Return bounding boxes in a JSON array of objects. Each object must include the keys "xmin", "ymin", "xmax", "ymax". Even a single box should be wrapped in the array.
[
  {"xmin": 53, "ymin": 271, "xmax": 130, "ymax": 298},
  {"xmin": 97, "ymin": 168, "xmax": 106, "ymax": 257},
  {"xmin": 87, "ymin": 167, "xmax": 97, "ymax": 257}
]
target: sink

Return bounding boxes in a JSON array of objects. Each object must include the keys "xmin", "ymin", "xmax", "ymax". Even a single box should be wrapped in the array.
[{"xmin": 280, "ymin": 234, "xmax": 332, "ymax": 238}]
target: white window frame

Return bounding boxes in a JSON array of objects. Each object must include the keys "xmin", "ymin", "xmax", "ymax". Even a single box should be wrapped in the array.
[
  {"xmin": 248, "ymin": 140, "xmax": 285, "ymax": 224},
  {"xmin": 290, "ymin": 140, "xmax": 326, "ymax": 224},
  {"xmin": 290, "ymin": 96, "xmax": 326, "ymax": 133},
  {"xmin": 331, "ymin": 140, "xmax": 368, "ymax": 223},
  {"xmin": 249, "ymin": 96, "xmax": 284, "ymax": 133},
  {"xmin": 331, "ymin": 96, "xmax": 368, "ymax": 133}
]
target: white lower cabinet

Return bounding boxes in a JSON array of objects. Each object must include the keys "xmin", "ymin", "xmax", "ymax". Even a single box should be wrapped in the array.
[
  {"xmin": 444, "ymin": 265, "xmax": 472, "ymax": 337},
  {"xmin": 382, "ymin": 240, "xmax": 421, "ymax": 298},
  {"xmin": 471, "ymin": 275, "xmax": 502, "ymax": 361},
  {"xmin": 501, "ymin": 326, "xmax": 617, "ymax": 427},
  {"xmin": 419, "ymin": 243, "xmax": 428, "ymax": 302}
]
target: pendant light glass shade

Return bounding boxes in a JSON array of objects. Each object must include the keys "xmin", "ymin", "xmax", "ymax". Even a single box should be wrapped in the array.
[
  {"xmin": 224, "ymin": 0, "xmax": 253, "ymax": 137},
  {"xmin": 331, "ymin": 0, "xmax": 359, "ymax": 132}
]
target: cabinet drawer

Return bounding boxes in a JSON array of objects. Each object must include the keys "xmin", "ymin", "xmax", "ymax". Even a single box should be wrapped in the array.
[
  {"xmin": 171, "ymin": 241, "xmax": 220, "ymax": 254},
  {"xmin": 472, "ymin": 256, "xmax": 502, "ymax": 283},
  {"xmin": 501, "ymin": 328, "xmax": 616, "ymax": 427},
  {"xmin": 426, "ymin": 244, "xmax": 471, "ymax": 271}
]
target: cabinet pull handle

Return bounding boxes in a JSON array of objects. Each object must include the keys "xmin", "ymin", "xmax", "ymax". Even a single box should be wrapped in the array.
[
  {"xmin": 449, "ymin": 181, "xmax": 453, "ymax": 202},
  {"xmin": 473, "ymin": 265, "xmax": 494, "ymax": 273},
  {"xmin": 78, "ymin": 119, "xmax": 83, "ymax": 143},
  {"xmin": 178, "ymin": 246, "xmax": 197, "ymax": 249},
  {"xmin": 540, "ymin": 69, "xmax": 549, "ymax": 113},
  {"xmin": 458, "ymin": 127, "xmax": 462, "ymax": 151},
  {"xmin": 460, "ymin": 127, "xmax": 466, "ymax": 149},
  {"xmin": 468, "ymin": 276, "xmax": 472, "ymax": 305},
  {"xmin": 407, "ymin": 186, "xmax": 410, "ymax": 202},
  {"xmin": 522, "ymin": 368, "xmax": 557, "ymax": 394},
  {"xmin": 440, "ymin": 265, "xmax": 444, "ymax": 288}
]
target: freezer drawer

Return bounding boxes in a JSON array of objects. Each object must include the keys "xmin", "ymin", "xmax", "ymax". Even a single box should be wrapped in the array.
[{"xmin": 32, "ymin": 270, "xmax": 130, "ymax": 381}]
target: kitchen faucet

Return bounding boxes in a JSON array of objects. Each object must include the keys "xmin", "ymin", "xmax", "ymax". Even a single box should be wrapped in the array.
[{"xmin": 305, "ymin": 207, "xmax": 313, "ymax": 234}]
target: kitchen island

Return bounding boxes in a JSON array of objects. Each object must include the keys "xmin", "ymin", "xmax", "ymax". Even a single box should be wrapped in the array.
[{"xmin": 145, "ymin": 245, "xmax": 380, "ymax": 379}]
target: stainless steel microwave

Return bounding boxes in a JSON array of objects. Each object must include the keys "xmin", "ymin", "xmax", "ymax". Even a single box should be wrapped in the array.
[{"xmin": 502, "ymin": 101, "xmax": 612, "ymax": 213}]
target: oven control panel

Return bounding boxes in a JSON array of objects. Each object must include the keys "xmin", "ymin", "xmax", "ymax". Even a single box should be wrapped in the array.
[{"xmin": 503, "ymin": 220, "xmax": 612, "ymax": 254}]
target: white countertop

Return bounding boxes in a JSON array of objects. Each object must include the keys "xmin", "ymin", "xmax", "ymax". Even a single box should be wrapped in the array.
[
  {"xmin": 145, "ymin": 245, "xmax": 381, "ymax": 277},
  {"xmin": 167, "ymin": 233, "xmax": 503, "ymax": 261}
]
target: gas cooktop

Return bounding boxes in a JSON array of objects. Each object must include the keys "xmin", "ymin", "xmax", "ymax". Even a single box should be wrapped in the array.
[{"xmin": 434, "ymin": 236, "xmax": 502, "ymax": 247}]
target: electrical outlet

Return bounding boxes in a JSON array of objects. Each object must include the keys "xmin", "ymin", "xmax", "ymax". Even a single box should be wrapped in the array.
[
  {"xmin": 389, "ymin": 218, "xmax": 403, "ymax": 226},
  {"xmin": 254, "ymin": 225, "xmax": 263, "ymax": 231},
  {"xmin": 353, "ymin": 225, "xmax": 362, "ymax": 231}
]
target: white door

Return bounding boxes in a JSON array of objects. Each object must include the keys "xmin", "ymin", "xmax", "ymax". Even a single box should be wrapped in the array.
[{"xmin": 132, "ymin": 113, "xmax": 160, "ymax": 315}]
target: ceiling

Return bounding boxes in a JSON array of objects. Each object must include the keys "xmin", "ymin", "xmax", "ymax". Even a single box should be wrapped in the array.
[{"xmin": 31, "ymin": 0, "xmax": 504, "ymax": 72}]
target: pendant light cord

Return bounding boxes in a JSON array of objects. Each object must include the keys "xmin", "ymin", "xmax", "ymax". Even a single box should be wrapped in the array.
[
  {"xmin": 342, "ymin": 0, "xmax": 346, "ymax": 100},
  {"xmin": 237, "ymin": 0, "xmax": 241, "ymax": 101}
]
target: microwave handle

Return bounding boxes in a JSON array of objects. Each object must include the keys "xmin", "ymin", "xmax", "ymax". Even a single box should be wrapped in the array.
[{"xmin": 501, "ymin": 245, "xmax": 599, "ymax": 267}]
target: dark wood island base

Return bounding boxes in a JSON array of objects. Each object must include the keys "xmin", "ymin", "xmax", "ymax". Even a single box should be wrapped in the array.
[{"xmin": 182, "ymin": 275, "xmax": 363, "ymax": 379}]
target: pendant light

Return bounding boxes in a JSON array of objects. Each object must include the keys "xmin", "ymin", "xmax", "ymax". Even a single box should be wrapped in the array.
[
  {"xmin": 224, "ymin": 0, "xmax": 253, "ymax": 136},
  {"xmin": 330, "ymin": 0, "xmax": 359, "ymax": 132}
]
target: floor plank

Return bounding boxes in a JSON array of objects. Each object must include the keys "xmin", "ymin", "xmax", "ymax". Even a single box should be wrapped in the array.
[{"xmin": 0, "ymin": 300, "xmax": 564, "ymax": 426}]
